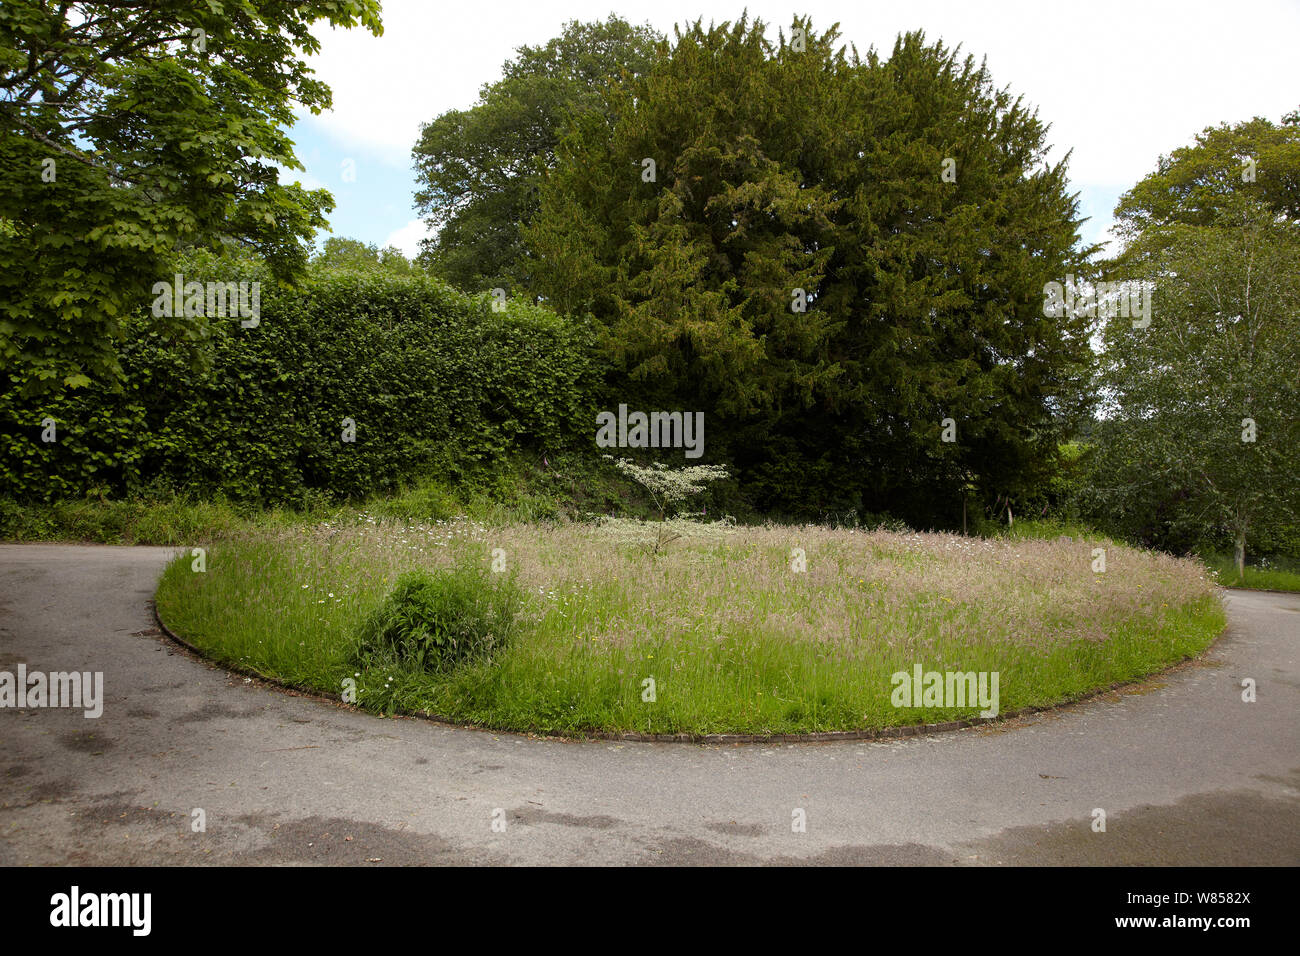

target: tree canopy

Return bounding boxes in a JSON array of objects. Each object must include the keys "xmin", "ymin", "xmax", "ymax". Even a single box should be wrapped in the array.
[
  {"xmin": 411, "ymin": 14, "xmax": 662, "ymax": 295},
  {"xmin": 1089, "ymin": 113, "xmax": 1300, "ymax": 565},
  {"xmin": 525, "ymin": 16, "xmax": 1092, "ymax": 524},
  {"xmin": 312, "ymin": 237, "xmax": 415, "ymax": 275},
  {"xmin": 0, "ymin": 0, "xmax": 383, "ymax": 393}
]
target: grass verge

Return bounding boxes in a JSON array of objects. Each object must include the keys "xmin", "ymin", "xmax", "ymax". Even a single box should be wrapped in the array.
[
  {"xmin": 0, "ymin": 453, "xmax": 636, "ymax": 545},
  {"xmin": 1200, "ymin": 553, "xmax": 1300, "ymax": 593},
  {"xmin": 154, "ymin": 518, "xmax": 1225, "ymax": 737}
]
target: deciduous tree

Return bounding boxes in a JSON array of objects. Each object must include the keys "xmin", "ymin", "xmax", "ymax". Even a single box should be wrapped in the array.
[
  {"xmin": 412, "ymin": 15, "xmax": 661, "ymax": 295},
  {"xmin": 0, "ymin": 0, "xmax": 383, "ymax": 392},
  {"xmin": 1091, "ymin": 113, "xmax": 1300, "ymax": 571}
]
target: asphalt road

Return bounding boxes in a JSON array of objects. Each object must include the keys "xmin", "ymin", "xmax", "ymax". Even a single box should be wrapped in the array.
[{"xmin": 1, "ymin": 543, "xmax": 1296, "ymax": 865}]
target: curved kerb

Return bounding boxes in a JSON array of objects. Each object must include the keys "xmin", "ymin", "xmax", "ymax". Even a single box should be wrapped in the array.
[{"xmin": 151, "ymin": 595, "xmax": 1225, "ymax": 746}]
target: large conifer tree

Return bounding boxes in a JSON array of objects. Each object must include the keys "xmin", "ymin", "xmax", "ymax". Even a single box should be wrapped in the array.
[{"xmin": 527, "ymin": 16, "xmax": 1091, "ymax": 524}]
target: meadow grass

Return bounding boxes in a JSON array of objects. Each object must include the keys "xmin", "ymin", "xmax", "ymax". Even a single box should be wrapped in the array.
[
  {"xmin": 154, "ymin": 517, "xmax": 1225, "ymax": 736},
  {"xmin": 0, "ymin": 482, "xmax": 547, "ymax": 545},
  {"xmin": 0, "ymin": 454, "xmax": 624, "ymax": 544},
  {"xmin": 1200, "ymin": 552, "xmax": 1300, "ymax": 593},
  {"xmin": 0, "ymin": 494, "xmax": 263, "ymax": 545}
]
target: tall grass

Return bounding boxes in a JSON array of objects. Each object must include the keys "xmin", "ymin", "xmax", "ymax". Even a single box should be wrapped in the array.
[
  {"xmin": 1200, "ymin": 552, "xmax": 1300, "ymax": 592},
  {"xmin": 155, "ymin": 518, "xmax": 1225, "ymax": 736},
  {"xmin": 0, "ymin": 452, "xmax": 631, "ymax": 544}
]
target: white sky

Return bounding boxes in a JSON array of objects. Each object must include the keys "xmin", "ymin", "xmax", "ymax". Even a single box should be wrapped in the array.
[{"xmin": 296, "ymin": 0, "xmax": 1300, "ymax": 256}]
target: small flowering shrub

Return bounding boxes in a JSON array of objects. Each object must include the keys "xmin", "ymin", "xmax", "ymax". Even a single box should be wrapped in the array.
[
  {"xmin": 355, "ymin": 565, "xmax": 521, "ymax": 673},
  {"xmin": 604, "ymin": 456, "xmax": 730, "ymax": 554}
]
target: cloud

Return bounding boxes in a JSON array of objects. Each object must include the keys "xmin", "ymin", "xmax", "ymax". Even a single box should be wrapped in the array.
[
  {"xmin": 383, "ymin": 218, "xmax": 433, "ymax": 258},
  {"xmin": 305, "ymin": 0, "xmax": 1298, "ymax": 179},
  {"xmin": 300, "ymin": 0, "xmax": 1300, "ymax": 244}
]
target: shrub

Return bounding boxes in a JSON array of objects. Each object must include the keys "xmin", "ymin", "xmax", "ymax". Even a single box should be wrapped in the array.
[
  {"xmin": 0, "ymin": 252, "xmax": 599, "ymax": 505},
  {"xmin": 355, "ymin": 566, "xmax": 521, "ymax": 672}
]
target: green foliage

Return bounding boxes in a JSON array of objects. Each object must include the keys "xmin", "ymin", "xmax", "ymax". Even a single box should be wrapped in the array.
[
  {"xmin": 1005, "ymin": 440, "xmax": 1089, "ymax": 526},
  {"xmin": 0, "ymin": 450, "xmax": 649, "ymax": 544},
  {"xmin": 1112, "ymin": 111, "xmax": 1300, "ymax": 239},
  {"xmin": 0, "ymin": 0, "xmax": 383, "ymax": 392},
  {"xmin": 603, "ymin": 457, "xmax": 731, "ymax": 554},
  {"xmin": 1200, "ymin": 552, "xmax": 1300, "ymax": 592},
  {"xmin": 0, "ymin": 493, "xmax": 253, "ymax": 544},
  {"xmin": 0, "ymin": 257, "xmax": 600, "ymax": 504},
  {"xmin": 156, "ymin": 523, "xmax": 1225, "ymax": 736},
  {"xmin": 606, "ymin": 457, "xmax": 729, "ymax": 518},
  {"xmin": 412, "ymin": 14, "xmax": 662, "ymax": 293},
  {"xmin": 1086, "ymin": 112, "xmax": 1300, "ymax": 565},
  {"xmin": 998, "ymin": 516, "xmax": 1106, "ymax": 543},
  {"xmin": 312, "ymin": 237, "xmax": 416, "ymax": 275},
  {"xmin": 526, "ymin": 16, "xmax": 1092, "ymax": 526},
  {"xmin": 355, "ymin": 566, "xmax": 522, "ymax": 673}
]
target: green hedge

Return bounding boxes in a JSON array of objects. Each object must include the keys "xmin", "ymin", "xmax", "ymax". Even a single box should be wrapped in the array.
[{"xmin": 1, "ymin": 259, "xmax": 599, "ymax": 504}]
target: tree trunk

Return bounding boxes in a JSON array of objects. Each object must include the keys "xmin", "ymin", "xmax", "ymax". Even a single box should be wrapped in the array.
[{"xmin": 1235, "ymin": 527, "xmax": 1247, "ymax": 581}]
